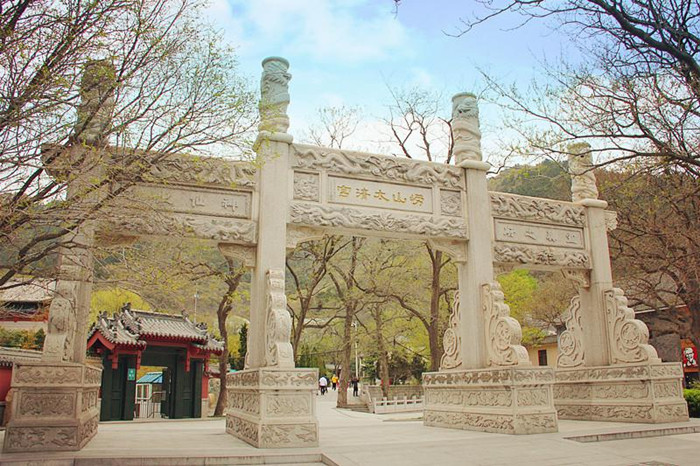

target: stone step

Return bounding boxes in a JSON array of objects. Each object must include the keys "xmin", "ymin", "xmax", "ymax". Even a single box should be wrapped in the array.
[
  {"xmin": 0, "ymin": 453, "xmax": 330, "ymax": 466},
  {"xmin": 565, "ymin": 424, "xmax": 700, "ymax": 443}
]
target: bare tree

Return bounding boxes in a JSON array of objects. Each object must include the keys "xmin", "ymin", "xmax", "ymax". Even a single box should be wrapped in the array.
[{"xmin": 0, "ymin": 0, "xmax": 256, "ymax": 288}]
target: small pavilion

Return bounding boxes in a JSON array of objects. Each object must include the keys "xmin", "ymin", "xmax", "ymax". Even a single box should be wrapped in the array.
[{"xmin": 87, "ymin": 304, "xmax": 223, "ymax": 421}]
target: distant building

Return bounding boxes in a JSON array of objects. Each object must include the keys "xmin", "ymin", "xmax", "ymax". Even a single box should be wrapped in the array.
[
  {"xmin": 0, "ymin": 279, "xmax": 55, "ymax": 332},
  {"xmin": 525, "ymin": 334, "xmax": 559, "ymax": 367}
]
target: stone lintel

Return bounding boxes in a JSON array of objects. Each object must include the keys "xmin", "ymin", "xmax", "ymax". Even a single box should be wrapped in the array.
[
  {"xmin": 554, "ymin": 362, "xmax": 689, "ymax": 424},
  {"xmin": 423, "ymin": 367, "xmax": 558, "ymax": 435},
  {"xmin": 578, "ymin": 198, "xmax": 608, "ymax": 209},
  {"xmin": 3, "ymin": 362, "xmax": 101, "ymax": 453},
  {"xmin": 226, "ymin": 368, "xmax": 319, "ymax": 448}
]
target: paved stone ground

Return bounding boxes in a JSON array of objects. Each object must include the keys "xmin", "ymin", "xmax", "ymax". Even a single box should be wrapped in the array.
[{"xmin": 1, "ymin": 388, "xmax": 699, "ymax": 465}]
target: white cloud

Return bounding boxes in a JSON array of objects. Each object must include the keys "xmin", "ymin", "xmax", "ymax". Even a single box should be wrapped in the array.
[{"xmin": 219, "ymin": 0, "xmax": 413, "ymax": 64}]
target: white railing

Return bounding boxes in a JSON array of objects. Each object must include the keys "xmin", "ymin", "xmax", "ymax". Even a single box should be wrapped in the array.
[{"xmin": 370, "ymin": 395, "xmax": 424, "ymax": 414}]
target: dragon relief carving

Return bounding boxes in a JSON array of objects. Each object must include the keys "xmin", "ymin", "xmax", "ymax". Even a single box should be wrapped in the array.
[
  {"xmin": 493, "ymin": 244, "xmax": 590, "ymax": 269},
  {"xmin": 482, "ymin": 282, "xmax": 530, "ymax": 367},
  {"xmin": 291, "ymin": 145, "xmax": 464, "ymax": 189},
  {"xmin": 259, "ymin": 57, "xmax": 291, "ymax": 134},
  {"xmin": 490, "ymin": 192, "xmax": 586, "ymax": 226},
  {"xmin": 440, "ymin": 292, "xmax": 462, "ymax": 370},
  {"xmin": 451, "ymin": 93, "xmax": 482, "ymax": 163},
  {"xmin": 289, "ymin": 202, "xmax": 468, "ymax": 239},
  {"xmin": 147, "ymin": 154, "xmax": 255, "ymax": 188},
  {"xmin": 557, "ymin": 295, "xmax": 585, "ymax": 368},
  {"xmin": 568, "ymin": 143, "xmax": 599, "ymax": 202},
  {"xmin": 605, "ymin": 288, "xmax": 659, "ymax": 364},
  {"xmin": 265, "ymin": 269, "xmax": 294, "ymax": 368}
]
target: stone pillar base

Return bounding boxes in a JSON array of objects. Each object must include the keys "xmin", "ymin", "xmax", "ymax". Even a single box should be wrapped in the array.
[
  {"xmin": 554, "ymin": 362, "xmax": 689, "ymax": 423},
  {"xmin": 423, "ymin": 367, "xmax": 558, "ymax": 434},
  {"xmin": 3, "ymin": 361, "xmax": 102, "ymax": 453},
  {"xmin": 226, "ymin": 367, "xmax": 318, "ymax": 448}
]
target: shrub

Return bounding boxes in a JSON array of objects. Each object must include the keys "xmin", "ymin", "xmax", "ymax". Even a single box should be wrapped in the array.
[{"xmin": 684, "ymin": 389, "xmax": 700, "ymax": 417}]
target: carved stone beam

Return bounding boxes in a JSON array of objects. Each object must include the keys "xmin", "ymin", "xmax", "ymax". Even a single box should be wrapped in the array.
[
  {"xmin": 493, "ymin": 264, "xmax": 515, "ymax": 276},
  {"xmin": 218, "ymin": 243, "xmax": 257, "ymax": 268},
  {"xmin": 426, "ymin": 238, "xmax": 467, "ymax": 263},
  {"xmin": 561, "ymin": 269, "xmax": 591, "ymax": 289},
  {"xmin": 286, "ymin": 225, "xmax": 326, "ymax": 252}
]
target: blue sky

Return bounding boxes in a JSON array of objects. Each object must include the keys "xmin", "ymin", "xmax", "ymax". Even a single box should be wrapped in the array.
[{"xmin": 206, "ymin": 0, "xmax": 575, "ymax": 158}]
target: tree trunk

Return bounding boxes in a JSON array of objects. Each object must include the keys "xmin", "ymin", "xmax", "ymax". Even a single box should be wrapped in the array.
[
  {"xmin": 374, "ymin": 306, "xmax": 391, "ymax": 399},
  {"xmin": 337, "ymin": 309, "xmax": 353, "ymax": 407},
  {"xmin": 428, "ymin": 248, "xmax": 442, "ymax": 371},
  {"xmin": 213, "ymin": 297, "xmax": 230, "ymax": 417}
]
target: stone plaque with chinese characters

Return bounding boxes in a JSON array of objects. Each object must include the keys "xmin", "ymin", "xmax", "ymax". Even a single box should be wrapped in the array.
[
  {"xmin": 135, "ymin": 185, "xmax": 252, "ymax": 219},
  {"xmin": 328, "ymin": 176, "xmax": 432, "ymax": 214},
  {"xmin": 494, "ymin": 219, "xmax": 584, "ymax": 249}
]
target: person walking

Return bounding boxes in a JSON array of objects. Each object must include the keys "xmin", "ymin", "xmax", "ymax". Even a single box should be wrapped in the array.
[
  {"xmin": 351, "ymin": 375, "xmax": 359, "ymax": 397},
  {"xmin": 331, "ymin": 374, "xmax": 339, "ymax": 391},
  {"xmin": 319, "ymin": 375, "xmax": 328, "ymax": 395}
]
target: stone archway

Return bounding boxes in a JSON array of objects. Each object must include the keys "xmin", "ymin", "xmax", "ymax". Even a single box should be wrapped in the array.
[{"xmin": 3, "ymin": 56, "xmax": 688, "ymax": 453}]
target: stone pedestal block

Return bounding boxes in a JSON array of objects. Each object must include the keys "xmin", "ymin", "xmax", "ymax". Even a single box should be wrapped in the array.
[
  {"xmin": 423, "ymin": 367, "xmax": 558, "ymax": 434},
  {"xmin": 3, "ymin": 361, "xmax": 102, "ymax": 452},
  {"xmin": 554, "ymin": 362, "xmax": 689, "ymax": 423},
  {"xmin": 226, "ymin": 368, "xmax": 318, "ymax": 448}
]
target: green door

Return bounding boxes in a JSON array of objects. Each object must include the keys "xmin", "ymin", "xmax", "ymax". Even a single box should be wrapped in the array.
[{"xmin": 99, "ymin": 355, "xmax": 136, "ymax": 421}]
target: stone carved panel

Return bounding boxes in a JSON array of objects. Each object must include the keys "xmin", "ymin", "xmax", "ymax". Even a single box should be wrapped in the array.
[
  {"xmin": 100, "ymin": 212, "xmax": 257, "ymax": 244},
  {"xmin": 490, "ymin": 192, "xmax": 586, "ymax": 226},
  {"xmin": 14, "ymin": 365, "xmax": 83, "ymax": 386},
  {"xmin": 553, "ymin": 384, "xmax": 591, "ymax": 400},
  {"xmin": 424, "ymin": 410, "xmax": 515, "ymax": 433},
  {"xmin": 77, "ymin": 414, "xmax": 98, "ymax": 445},
  {"xmin": 557, "ymin": 295, "xmax": 585, "ymax": 368},
  {"xmin": 292, "ymin": 144, "xmax": 464, "ymax": 189},
  {"xmin": 656, "ymin": 403, "xmax": 689, "ymax": 419},
  {"xmin": 494, "ymin": 219, "xmax": 584, "ymax": 249},
  {"xmin": 425, "ymin": 389, "xmax": 513, "ymax": 407},
  {"xmin": 18, "ymin": 392, "xmax": 75, "ymax": 418},
  {"xmin": 260, "ymin": 424, "xmax": 318, "ymax": 446},
  {"xmin": 440, "ymin": 292, "xmax": 462, "ymax": 370},
  {"xmin": 493, "ymin": 244, "xmax": 590, "ymax": 269},
  {"xmin": 482, "ymin": 282, "xmax": 529, "ymax": 367},
  {"xmin": 557, "ymin": 404, "xmax": 653, "ymax": 421},
  {"xmin": 227, "ymin": 370, "xmax": 260, "ymax": 387},
  {"xmin": 227, "ymin": 415, "xmax": 259, "ymax": 444},
  {"xmin": 146, "ymin": 154, "xmax": 255, "ymax": 188},
  {"xmin": 289, "ymin": 202, "xmax": 468, "ymax": 239},
  {"xmin": 591, "ymin": 382, "xmax": 649, "ymax": 399},
  {"xmin": 81, "ymin": 389, "xmax": 99, "ymax": 412},
  {"xmin": 517, "ymin": 388, "xmax": 549, "ymax": 407},
  {"xmin": 260, "ymin": 370, "xmax": 317, "ymax": 388},
  {"xmin": 227, "ymin": 391, "xmax": 260, "ymax": 415},
  {"xmin": 84, "ymin": 366, "xmax": 102, "ymax": 385},
  {"xmin": 440, "ymin": 190, "xmax": 462, "ymax": 217},
  {"xmin": 266, "ymin": 394, "xmax": 311, "ymax": 417},
  {"xmin": 5, "ymin": 426, "xmax": 79, "ymax": 451},
  {"xmin": 132, "ymin": 184, "xmax": 252, "ymax": 219},
  {"xmin": 329, "ymin": 176, "xmax": 433, "ymax": 214},
  {"xmin": 265, "ymin": 270, "xmax": 294, "ymax": 368},
  {"xmin": 604, "ymin": 288, "xmax": 659, "ymax": 364},
  {"xmin": 654, "ymin": 381, "xmax": 681, "ymax": 398},
  {"xmin": 293, "ymin": 172, "xmax": 319, "ymax": 201},
  {"xmin": 423, "ymin": 367, "xmax": 554, "ymax": 387}
]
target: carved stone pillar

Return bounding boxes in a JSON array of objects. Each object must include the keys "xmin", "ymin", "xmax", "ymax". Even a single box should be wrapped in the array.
[
  {"xmin": 422, "ymin": 94, "xmax": 557, "ymax": 435},
  {"xmin": 226, "ymin": 368, "xmax": 318, "ymax": 448},
  {"xmin": 226, "ymin": 57, "xmax": 319, "ymax": 448},
  {"xmin": 3, "ymin": 362, "xmax": 102, "ymax": 452},
  {"xmin": 3, "ymin": 60, "xmax": 114, "ymax": 453},
  {"xmin": 552, "ymin": 144, "xmax": 688, "ymax": 424}
]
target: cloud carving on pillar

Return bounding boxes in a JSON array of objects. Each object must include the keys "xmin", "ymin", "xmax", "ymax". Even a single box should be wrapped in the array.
[
  {"xmin": 482, "ymin": 282, "xmax": 530, "ymax": 367},
  {"xmin": 451, "ymin": 93, "xmax": 482, "ymax": 163},
  {"xmin": 557, "ymin": 295, "xmax": 585, "ymax": 368},
  {"xmin": 259, "ymin": 57, "xmax": 291, "ymax": 134},
  {"xmin": 605, "ymin": 288, "xmax": 660, "ymax": 364},
  {"xmin": 265, "ymin": 269, "xmax": 294, "ymax": 368},
  {"xmin": 568, "ymin": 143, "xmax": 599, "ymax": 203}
]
